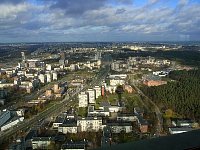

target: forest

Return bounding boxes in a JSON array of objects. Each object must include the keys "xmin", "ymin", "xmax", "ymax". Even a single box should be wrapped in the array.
[{"xmin": 141, "ymin": 69, "xmax": 200, "ymax": 120}]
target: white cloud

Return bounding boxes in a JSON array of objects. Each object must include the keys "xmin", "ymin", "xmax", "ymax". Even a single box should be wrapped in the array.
[{"xmin": 0, "ymin": 3, "xmax": 29, "ymax": 19}]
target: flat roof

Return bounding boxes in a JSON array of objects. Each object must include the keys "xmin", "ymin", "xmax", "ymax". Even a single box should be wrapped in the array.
[{"xmin": 169, "ymin": 127, "xmax": 194, "ymax": 132}]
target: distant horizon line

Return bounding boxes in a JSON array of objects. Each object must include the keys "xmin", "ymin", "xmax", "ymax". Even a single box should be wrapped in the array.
[{"xmin": 0, "ymin": 40, "xmax": 200, "ymax": 44}]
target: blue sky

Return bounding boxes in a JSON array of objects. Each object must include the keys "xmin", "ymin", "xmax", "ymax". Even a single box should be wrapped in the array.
[{"xmin": 0, "ymin": 0, "xmax": 200, "ymax": 42}]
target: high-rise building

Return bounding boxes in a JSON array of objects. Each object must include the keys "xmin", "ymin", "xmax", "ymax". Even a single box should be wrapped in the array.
[
  {"xmin": 94, "ymin": 86, "xmax": 101, "ymax": 99},
  {"xmin": 101, "ymin": 86, "xmax": 105, "ymax": 96},
  {"xmin": 78, "ymin": 92, "xmax": 88, "ymax": 107},
  {"xmin": 21, "ymin": 52, "xmax": 26, "ymax": 62},
  {"xmin": 87, "ymin": 89, "xmax": 95, "ymax": 104},
  {"xmin": 52, "ymin": 72, "xmax": 58, "ymax": 81},
  {"xmin": 46, "ymin": 73, "xmax": 52, "ymax": 83},
  {"xmin": 54, "ymin": 83, "xmax": 60, "ymax": 93},
  {"xmin": 38, "ymin": 74, "xmax": 46, "ymax": 84}
]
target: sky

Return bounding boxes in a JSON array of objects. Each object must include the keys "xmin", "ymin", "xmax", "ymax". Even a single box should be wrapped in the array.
[{"xmin": 0, "ymin": 0, "xmax": 200, "ymax": 42}]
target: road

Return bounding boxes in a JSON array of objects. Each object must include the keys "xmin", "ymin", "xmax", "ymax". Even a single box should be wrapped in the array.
[
  {"xmin": 130, "ymin": 80, "xmax": 163, "ymax": 137},
  {"xmin": 0, "ymin": 58, "xmax": 111, "ymax": 144}
]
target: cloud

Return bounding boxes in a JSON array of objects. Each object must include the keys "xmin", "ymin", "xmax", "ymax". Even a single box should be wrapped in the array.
[
  {"xmin": 0, "ymin": 3, "xmax": 29, "ymax": 19},
  {"xmin": 50, "ymin": 0, "xmax": 107, "ymax": 17},
  {"xmin": 0, "ymin": 0, "xmax": 25, "ymax": 4},
  {"xmin": 0, "ymin": 0, "xmax": 200, "ymax": 42},
  {"xmin": 116, "ymin": 0, "xmax": 133, "ymax": 5}
]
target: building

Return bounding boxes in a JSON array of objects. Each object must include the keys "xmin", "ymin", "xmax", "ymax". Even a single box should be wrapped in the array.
[
  {"xmin": 78, "ymin": 92, "xmax": 88, "ymax": 108},
  {"xmin": 172, "ymin": 119, "xmax": 194, "ymax": 127},
  {"xmin": 94, "ymin": 86, "xmax": 101, "ymax": 99},
  {"xmin": 117, "ymin": 114, "xmax": 137, "ymax": 122},
  {"xmin": 46, "ymin": 64, "xmax": 52, "ymax": 71},
  {"xmin": 54, "ymin": 83, "xmax": 60, "ymax": 94},
  {"xmin": 52, "ymin": 72, "xmax": 58, "ymax": 81},
  {"xmin": 106, "ymin": 122, "xmax": 132, "ymax": 133},
  {"xmin": 123, "ymin": 85, "xmax": 134, "ymax": 93},
  {"xmin": 61, "ymin": 141, "xmax": 86, "ymax": 150},
  {"xmin": 87, "ymin": 89, "xmax": 95, "ymax": 104},
  {"xmin": 109, "ymin": 74, "xmax": 127, "ymax": 79},
  {"xmin": 53, "ymin": 116, "xmax": 65, "ymax": 128},
  {"xmin": 110, "ymin": 78, "xmax": 125, "ymax": 86},
  {"xmin": 38, "ymin": 74, "xmax": 46, "ymax": 84},
  {"xmin": 58, "ymin": 119, "xmax": 77, "ymax": 134},
  {"xmin": 143, "ymin": 80, "xmax": 167, "ymax": 87},
  {"xmin": 45, "ymin": 89, "xmax": 53, "ymax": 97},
  {"xmin": 0, "ymin": 110, "xmax": 11, "ymax": 127},
  {"xmin": 101, "ymin": 86, "xmax": 105, "ymax": 96},
  {"xmin": 88, "ymin": 106, "xmax": 110, "ymax": 117},
  {"xmin": 1, "ymin": 117, "xmax": 24, "ymax": 131},
  {"xmin": 31, "ymin": 137, "xmax": 55, "ymax": 149},
  {"xmin": 0, "ymin": 89, "xmax": 7, "ymax": 99},
  {"xmin": 169, "ymin": 127, "xmax": 194, "ymax": 135},
  {"xmin": 46, "ymin": 73, "xmax": 52, "ymax": 83},
  {"xmin": 77, "ymin": 117, "xmax": 103, "ymax": 132},
  {"xmin": 99, "ymin": 101, "xmax": 122, "ymax": 113}
]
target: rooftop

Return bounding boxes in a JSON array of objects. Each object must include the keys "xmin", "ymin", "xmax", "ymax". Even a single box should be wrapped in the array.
[{"xmin": 169, "ymin": 127, "xmax": 194, "ymax": 132}]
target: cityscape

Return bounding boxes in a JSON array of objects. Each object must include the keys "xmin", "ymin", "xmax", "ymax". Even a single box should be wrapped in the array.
[{"xmin": 0, "ymin": 0, "xmax": 200, "ymax": 150}]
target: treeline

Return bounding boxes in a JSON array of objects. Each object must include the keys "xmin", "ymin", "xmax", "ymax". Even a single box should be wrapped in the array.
[
  {"xmin": 141, "ymin": 69, "xmax": 200, "ymax": 120},
  {"xmin": 113, "ymin": 50, "xmax": 200, "ymax": 67}
]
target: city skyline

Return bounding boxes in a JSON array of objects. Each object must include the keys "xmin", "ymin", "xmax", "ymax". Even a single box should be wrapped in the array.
[{"xmin": 0, "ymin": 0, "xmax": 200, "ymax": 42}]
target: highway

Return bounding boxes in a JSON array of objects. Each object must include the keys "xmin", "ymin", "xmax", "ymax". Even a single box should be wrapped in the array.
[{"xmin": 0, "ymin": 58, "xmax": 111, "ymax": 144}]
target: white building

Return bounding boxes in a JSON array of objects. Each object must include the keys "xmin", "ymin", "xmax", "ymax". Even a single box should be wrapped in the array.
[
  {"xmin": 46, "ymin": 73, "xmax": 52, "ymax": 83},
  {"xmin": 106, "ymin": 122, "xmax": 132, "ymax": 133},
  {"xmin": 87, "ymin": 89, "xmax": 95, "ymax": 104},
  {"xmin": 77, "ymin": 117, "xmax": 103, "ymax": 132},
  {"xmin": 46, "ymin": 64, "xmax": 52, "ymax": 71},
  {"xmin": 169, "ymin": 127, "xmax": 194, "ymax": 135},
  {"xmin": 106, "ymin": 85, "xmax": 117, "ymax": 94},
  {"xmin": 110, "ymin": 79, "xmax": 125, "ymax": 86},
  {"xmin": 31, "ymin": 137, "xmax": 54, "ymax": 150},
  {"xmin": 52, "ymin": 72, "xmax": 58, "ymax": 81},
  {"xmin": 58, "ymin": 125, "xmax": 77, "ymax": 134},
  {"xmin": 109, "ymin": 74, "xmax": 127, "ymax": 79},
  {"xmin": 38, "ymin": 74, "xmax": 46, "ymax": 84},
  {"xmin": 78, "ymin": 92, "xmax": 88, "ymax": 107},
  {"xmin": 94, "ymin": 86, "xmax": 101, "ymax": 99},
  {"xmin": 1, "ymin": 117, "xmax": 24, "ymax": 131},
  {"xmin": 117, "ymin": 114, "xmax": 137, "ymax": 122},
  {"xmin": 88, "ymin": 106, "xmax": 110, "ymax": 117},
  {"xmin": 0, "ymin": 110, "xmax": 11, "ymax": 127}
]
